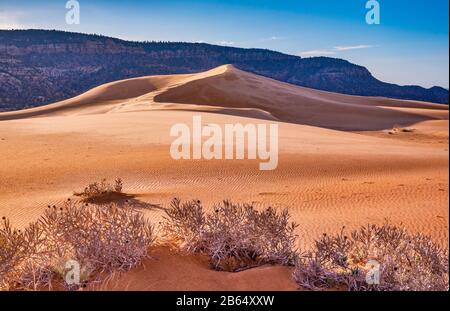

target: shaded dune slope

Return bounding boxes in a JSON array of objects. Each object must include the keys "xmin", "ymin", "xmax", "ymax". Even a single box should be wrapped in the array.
[{"xmin": 154, "ymin": 66, "xmax": 448, "ymax": 131}]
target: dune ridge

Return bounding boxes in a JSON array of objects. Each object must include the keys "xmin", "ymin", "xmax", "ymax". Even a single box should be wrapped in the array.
[{"xmin": 1, "ymin": 65, "xmax": 448, "ymax": 130}]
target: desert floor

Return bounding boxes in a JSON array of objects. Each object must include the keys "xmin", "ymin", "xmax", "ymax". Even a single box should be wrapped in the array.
[{"xmin": 0, "ymin": 65, "xmax": 448, "ymax": 290}]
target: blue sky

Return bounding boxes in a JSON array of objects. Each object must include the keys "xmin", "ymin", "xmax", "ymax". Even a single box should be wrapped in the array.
[{"xmin": 0, "ymin": 0, "xmax": 448, "ymax": 88}]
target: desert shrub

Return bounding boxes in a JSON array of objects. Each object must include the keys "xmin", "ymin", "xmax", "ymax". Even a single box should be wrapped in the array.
[
  {"xmin": 0, "ymin": 202, "xmax": 154, "ymax": 291},
  {"xmin": 389, "ymin": 126, "xmax": 415, "ymax": 135},
  {"xmin": 0, "ymin": 218, "xmax": 53, "ymax": 290},
  {"xmin": 163, "ymin": 199, "xmax": 206, "ymax": 253},
  {"xmin": 74, "ymin": 178, "xmax": 124, "ymax": 203},
  {"xmin": 163, "ymin": 199, "xmax": 298, "ymax": 272},
  {"xmin": 294, "ymin": 224, "xmax": 449, "ymax": 291},
  {"xmin": 40, "ymin": 202, "xmax": 154, "ymax": 272}
]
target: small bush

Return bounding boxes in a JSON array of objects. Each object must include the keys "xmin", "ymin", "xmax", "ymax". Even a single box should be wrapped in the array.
[
  {"xmin": 163, "ymin": 199, "xmax": 206, "ymax": 253},
  {"xmin": 388, "ymin": 126, "xmax": 415, "ymax": 135},
  {"xmin": 40, "ymin": 202, "xmax": 154, "ymax": 272},
  {"xmin": 0, "ymin": 219, "xmax": 53, "ymax": 291},
  {"xmin": 0, "ymin": 202, "xmax": 154, "ymax": 291},
  {"xmin": 163, "ymin": 199, "xmax": 299, "ymax": 272},
  {"xmin": 74, "ymin": 178, "xmax": 124, "ymax": 203},
  {"xmin": 294, "ymin": 224, "xmax": 449, "ymax": 291}
]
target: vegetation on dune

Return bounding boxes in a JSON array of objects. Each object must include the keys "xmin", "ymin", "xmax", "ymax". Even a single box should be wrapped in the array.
[
  {"xmin": 388, "ymin": 125, "xmax": 416, "ymax": 135},
  {"xmin": 0, "ymin": 201, "xmax": 154, "ymax": 291},
  {"xmin": 74, "ymin": 178, "xmax": 126, "ymax": 203},
  {"xmin": 162, "ymin": 199, "xmax": 449, "ymax": 291},
  {"xmin": 294, "ymin": 224, "xmax": 449, "ymax": 291},
  {"xmin": 0, "ymin": 179, "xmax": 448, "ymax": 291},
  {"xmin": 163, "ymin": 198, "xmax": 299, "ymax": 272}
]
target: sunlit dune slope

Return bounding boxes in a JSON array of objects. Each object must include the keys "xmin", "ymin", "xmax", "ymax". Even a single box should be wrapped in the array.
[{"xmin": 0, "ymin": 64, "xmax": 448, "ymax": 251}]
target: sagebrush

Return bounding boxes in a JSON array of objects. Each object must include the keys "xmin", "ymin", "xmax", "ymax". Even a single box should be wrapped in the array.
[
  {"xmin": 2, "ymin": 194, "xmax": 448, "ymax": 292},
  {"xmin": 74, "ymin": 178, "xmax": 124, "ymax": 203},
  {"xmin": 0, "ymin": 202, "xmax": 153, "ymax": 291},
  {"xmin": 163, "ymin": 199, "xmax": 299, "ymax": 272},
  {"xmin": 294, "ymin": 224, "xmax": 449, "ymax": 291},
  {"xmin": 388, "ymin": 126, "xmax": 415, "ymax": 135}
]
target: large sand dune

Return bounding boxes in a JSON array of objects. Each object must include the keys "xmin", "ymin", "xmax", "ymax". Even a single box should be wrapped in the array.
[
  {"xmin": 0, "ymin": 65, "xmax": 448, "ymax": 290},
  {"xmin": 1, "ymin": 65, "xmax": 447, "ymax": 130}
]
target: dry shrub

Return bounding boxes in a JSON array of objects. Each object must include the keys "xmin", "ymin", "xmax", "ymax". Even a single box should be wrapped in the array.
[
  {"xmin": 163, "ymin": 199, "xmax": 298, "ymax": 272},
  {"xmin": 40, "ymin": 202, "xmax": 154, "ymax": 272},
  {"xmin": 389, "ymin": 126, "xmax": 415, "ymax": 135},
  {"xmin": 294, "ymin": 224, "xmax": 449, "ymax": 291},
  {"xmin": 0, "ymin": 202, "xmax": 154, "ymax": 291},
  {"xmin": 163, "ymin": 199, "xmax": 206, "ymax": 253},
  {"xmin": 0, "ymin": 219, "xmax": 53, "ymax": 290},
  {"xmin": 74, "ymin": 178, "xmax": 124, "ymax": 203}
]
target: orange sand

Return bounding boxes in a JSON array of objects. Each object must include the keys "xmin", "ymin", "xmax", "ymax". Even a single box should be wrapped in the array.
[{"xmin": 0, "ymin": 65, "xmax": 448, "ymax": 290}]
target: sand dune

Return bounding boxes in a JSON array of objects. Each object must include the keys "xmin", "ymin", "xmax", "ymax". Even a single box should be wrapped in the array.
[
  {"xmin": 154, "ymin": 65, "xmax": 448, "ymax": 130},
  {"xmin": 0, "ymin": 65, "xmax": 448, "ymax": 290},
  {"xmin": 1, "ymin": 65, "xmax": 447, "ymax": 130}
]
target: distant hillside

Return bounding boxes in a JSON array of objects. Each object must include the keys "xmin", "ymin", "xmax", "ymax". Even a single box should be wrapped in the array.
[{"xmin": 0, "ymin": 29, "xmax": 448, "ymax": 111}]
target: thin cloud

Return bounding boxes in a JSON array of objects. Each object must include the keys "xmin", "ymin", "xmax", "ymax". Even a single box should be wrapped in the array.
[
  {"xmin": 300, "ymin": 50, "xmax": 337, "ymax": 57},
  {"xmin": 334, "ymin": 45, "xmax": 374, "ymax": 51},
  {"xmin": 218, "ymin": 41, "xmax": 235, "ymax": 46},
  {"xmin": 300, "ymin": 44, "xmax": 376, "ymax": 57},
  {"xmin": 239, "ymin": 36, "xmax": 285, "ymax": 46},
  {"xmin": 214, "ymin": 36, "xmax": 283, "ymax": 47}
]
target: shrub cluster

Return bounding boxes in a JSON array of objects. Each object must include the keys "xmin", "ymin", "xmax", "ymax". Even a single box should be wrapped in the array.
[
  {"xmin": 388, "ymin": 126, "xmax": 415, "ymax": 135},
  {"xmin": 1, "ymin": 184, "xmax": 448, "ymax": 292},
  {"xmin": 0, "ymin": 202, "xmax": 154, "ymax": 290},
  {"xmin": 294, "ymin": 224, "xmax": 449, "ymax": 291},
  {"xmin": 163, "ymin": 199, "xmax": 299, "ymax": 272},
  {"xmin": 74, "ymin": 178, "xmax": 123, "ymax": 203}
]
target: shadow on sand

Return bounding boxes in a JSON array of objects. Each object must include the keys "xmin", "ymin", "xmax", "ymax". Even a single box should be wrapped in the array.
[{"xmin": 78, "ymin": 192, "xmax": 165, "ymax": 211}]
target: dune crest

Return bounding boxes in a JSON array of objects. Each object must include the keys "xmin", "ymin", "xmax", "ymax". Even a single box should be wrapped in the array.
[{"xmin": 1, "ymin": 65, "xmax": 447, "ymax": 131}]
